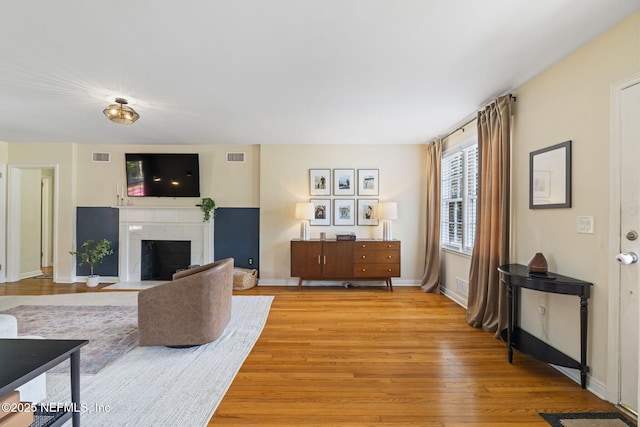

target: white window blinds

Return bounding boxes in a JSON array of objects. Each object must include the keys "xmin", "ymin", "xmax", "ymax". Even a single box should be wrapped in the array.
[{"xmin": 441, "ymin": 140, "xmax": 478, "ymax": 254}]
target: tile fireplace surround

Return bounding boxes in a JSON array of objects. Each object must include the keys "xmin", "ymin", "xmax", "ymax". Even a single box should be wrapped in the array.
[{"xmin": 117, "ymin": 207, "xmax": 214, "ymax": 282}]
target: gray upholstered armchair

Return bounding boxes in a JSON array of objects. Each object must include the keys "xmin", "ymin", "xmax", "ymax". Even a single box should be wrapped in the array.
[{"xmin": 138, "ymin": 258, "xmax": 234, "ymax": 347}]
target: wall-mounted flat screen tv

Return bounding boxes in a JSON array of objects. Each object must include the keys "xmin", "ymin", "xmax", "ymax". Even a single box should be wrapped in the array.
[{"xmin": 125, "ymin": 153, "xmax": 200, "ymax": 197}]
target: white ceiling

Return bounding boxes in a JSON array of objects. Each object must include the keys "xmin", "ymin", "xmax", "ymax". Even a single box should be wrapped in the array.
[{"xmin": 0, "ymin": 0, "xmax": 638, "ymax": 146}]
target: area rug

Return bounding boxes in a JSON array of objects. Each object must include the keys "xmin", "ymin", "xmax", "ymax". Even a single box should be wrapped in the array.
[
  {"xmin": 0, "ymin": 292, "xmax": 273, "ymax": 427},
  {"xmin": 0, "ymin": 305, "xmax": 138, "ymax": 374},
  {"xmin": 540, "ymin": 412, "xmax": 637, "ymax": 427}
]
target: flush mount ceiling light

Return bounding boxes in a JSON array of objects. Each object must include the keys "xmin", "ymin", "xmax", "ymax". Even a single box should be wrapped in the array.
[{"xmin": 103, "ymin": 97, "xmax": 139, "ymax": 124}]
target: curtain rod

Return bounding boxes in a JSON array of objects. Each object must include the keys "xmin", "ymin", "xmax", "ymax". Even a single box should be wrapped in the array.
[{"xmin": 433, "ymin": 94, "xmax": 516, "ymax": 142}]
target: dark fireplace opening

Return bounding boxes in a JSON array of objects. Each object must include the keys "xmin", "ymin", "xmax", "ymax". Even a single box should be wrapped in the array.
[{"xmin": 141, "ymin": 240, "xmax": 191, "ymax": 281}]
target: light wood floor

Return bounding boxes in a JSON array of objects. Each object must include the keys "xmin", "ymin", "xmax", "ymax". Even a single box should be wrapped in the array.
[{"xmin": 1, "ymin": 278, "xmax": 630, "ymax": 426}]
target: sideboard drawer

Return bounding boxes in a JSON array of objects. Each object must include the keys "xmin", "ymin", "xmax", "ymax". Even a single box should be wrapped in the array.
[
  {"xmin": 353, "ymin": 264, "xmax": 400, "ymax": 277},
  {"xmin": 354, "ymin": 251, "xmax": 399, "ymax": 264},
  {"xmin": 354, "ymin": 241, "xmax": 400, "ymax": 252}
]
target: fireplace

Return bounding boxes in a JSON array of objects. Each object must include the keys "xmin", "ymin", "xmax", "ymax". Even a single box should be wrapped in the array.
[
  {"xmin": 141, "ymin": 240, "xmax": 191, "ymax": 281},
  {"xmin": 117, "ymin": 207, "xmax": 214, "ymax": 282}
]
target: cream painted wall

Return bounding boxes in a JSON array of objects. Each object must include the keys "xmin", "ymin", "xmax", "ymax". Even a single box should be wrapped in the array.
[
  {"xmin": 511, "ymin": 12, "xmax": 639, "ymax": 391},
  {"xmin": 259, "ymin": 144, "xmax": 426, "ymax": 284},
  {"xmin": 75, "ymin": 144, "xmax": 260, "ymax": 207},
  {"xmin": 8, "ymin": 143, "xmax": 77, "ymax": 282},
  {"xmin": 0, "ymin": 142, "xmax": 8, "ymax": 163},
  {"xmin": 19, "ymin": 168, "xmax": 41, "ymax": 277}
]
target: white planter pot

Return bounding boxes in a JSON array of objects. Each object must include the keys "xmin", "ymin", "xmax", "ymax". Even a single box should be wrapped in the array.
[{"xmin": 86, "ymin": 275, "xmax": 100, "ymax": 288}]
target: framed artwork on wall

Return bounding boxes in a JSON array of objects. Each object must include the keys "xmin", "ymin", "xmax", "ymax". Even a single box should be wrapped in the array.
[
  {"xmin": 333, "ymin": 199, "xmax": 355, "ymax": 226},
  {"xmin": 309, "ymin": 169, "xmax": 331, "ymax": 196},
  {"xmin": 529, "ymin": 140, "xmax": 571, "ymax": 209},
  {"xmin": 333, "ymin": 169, "xmax": 355, "ymax": 196},
  {"xmin": 310, "ymin": 199, "xmax": 331, "ymax": 226},
  {"xmin": 357, "ymin": 199, "xmax": 379, "ymax": 226},
  {"xmin": 358, "ymin": 169, "xmax": 379, "ymax": 196}
]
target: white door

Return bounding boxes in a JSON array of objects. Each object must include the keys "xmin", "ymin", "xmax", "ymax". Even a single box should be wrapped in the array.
[{"xmin": 619, "ymin": 80, "xmax": 640, "ymax": 415}]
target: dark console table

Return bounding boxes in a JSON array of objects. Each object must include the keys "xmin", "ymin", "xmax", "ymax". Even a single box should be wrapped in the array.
[
  {"xmin": 498, "ymin": 264, "xmax": 592, "ymax": 388},
  {"xmin": 0, "ymin": 338, "xmax": 88, "ymax": 426}
]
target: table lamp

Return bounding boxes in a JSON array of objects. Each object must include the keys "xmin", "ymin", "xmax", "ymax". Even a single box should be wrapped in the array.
[
  {"xmin": 378, "ymin": 202, "xmax": 398, "ymax": 241},
  {"xmin": 295, "ymin": 202, "xmax": 315, "ymax": 241}
]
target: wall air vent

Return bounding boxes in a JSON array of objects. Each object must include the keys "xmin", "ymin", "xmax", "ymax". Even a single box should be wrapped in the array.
[
  {"xmin": 226, "ymin": 152, "xmax": 245, "ymax": 163},
  {"xmin": 92, "ymin": 152, "xmax": 111, "ymax": 163}
]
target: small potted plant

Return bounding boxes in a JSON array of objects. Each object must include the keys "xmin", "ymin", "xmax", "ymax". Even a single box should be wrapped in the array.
[
  {"xmin": 69, "ymin": 239, "xmax": 114, "ymax": 287},
  {"xmin": 200, "ymin": 197, "xmax": 217, "ymax": 222}
]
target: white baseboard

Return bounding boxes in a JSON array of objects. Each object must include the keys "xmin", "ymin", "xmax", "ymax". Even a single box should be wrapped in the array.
[
  {"xmin": 19, "ymin": 270, "xmax": 43, "ymax": 280},
  {"xmin": 552, "ymin": 365, "xmax": 607, "ymax": 400},
  {"xmin": 257, "ymin": 279, "xmax": 421, "ymax": 287},
  {"xmin": 441, "ymin": 286, "xmax": 468, "ymax": 308},
  {"xmin": 73, "ymin": 276, "xmax": 119, "ymax": 284}
]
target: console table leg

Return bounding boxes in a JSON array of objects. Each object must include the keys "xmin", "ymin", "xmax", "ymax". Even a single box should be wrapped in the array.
[
  {"xmin": 580, "ymin": 296, "xmax": 589, "ymax": 388},
  {"xmin": 506, "ymin": 281, "xmax": 514, "ymax": 364},
  {"xmin": 70, "ymin": 350, "xmax": 81, "ymax": 426}
]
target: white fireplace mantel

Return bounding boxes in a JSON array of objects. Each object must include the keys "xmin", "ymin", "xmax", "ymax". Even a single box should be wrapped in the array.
[{"xmin": 117, "ymin": 206, "xmax": 214, "ymax": 282}]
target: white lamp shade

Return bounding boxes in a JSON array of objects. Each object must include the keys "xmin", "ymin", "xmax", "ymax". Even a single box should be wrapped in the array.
[
  {"xmin": 295, "ymin": 202, "xmax": 315, "ymax": 220},
  {"xmin": 378, "ymin": 202, "xmax": 398, "ymax": 220}
]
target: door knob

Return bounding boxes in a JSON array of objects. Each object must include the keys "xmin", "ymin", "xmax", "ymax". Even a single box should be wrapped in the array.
[{"xmin": 616, "ymin": 252, "xmax": 638, "ymax": 265}]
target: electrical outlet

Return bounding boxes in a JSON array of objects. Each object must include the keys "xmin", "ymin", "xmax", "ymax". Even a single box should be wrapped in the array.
[{"xmin": 248, "ymin": 258, "xmax": 253, "ymax": 265}]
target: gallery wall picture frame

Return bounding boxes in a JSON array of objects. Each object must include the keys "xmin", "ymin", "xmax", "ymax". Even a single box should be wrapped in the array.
[
  {"xmin": 333, "ymin": 168, "xmax": 355, "ymax": 196},
  {"xmin": 358, "ymin": 169, "xmax": 379, "ymax": 196},
  {"xmin": 309, "ymin": 169, "xmax": 331, "ymax": 196},
  {"xmin": 357, "ymin": 199, "xmax": 379, "ymax": 226},
  {"xmin": 310, "ymin": 198, "xmax": 331, "ymax": 226},
  {"xmin": 334, "ymin": 199, "xmax": 355, "ymax": 226}
]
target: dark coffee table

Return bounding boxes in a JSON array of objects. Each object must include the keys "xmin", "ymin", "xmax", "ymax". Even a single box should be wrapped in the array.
[{"xmin": 0, "ymin": 338, "xmax": 88, "ymax": 427}]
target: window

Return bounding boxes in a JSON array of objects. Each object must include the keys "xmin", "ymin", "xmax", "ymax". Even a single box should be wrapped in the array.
[{"xmin": 441, "ymin": 138, "xmax": 478, "ymax": 254}]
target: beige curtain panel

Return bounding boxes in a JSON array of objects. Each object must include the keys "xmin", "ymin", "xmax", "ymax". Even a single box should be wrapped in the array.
[
  {"xmin": 421, "ymin": 139, "xmax": 442, "ymax": 293},
  {"xmin": 466, "ymin": 95, "xmax": 511, "ymax": 337}
]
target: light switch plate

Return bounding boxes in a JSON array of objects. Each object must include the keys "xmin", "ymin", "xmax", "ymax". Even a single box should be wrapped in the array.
[{"xmin": 577, "ymin": 216, "xmax": 595, "ymax": 234}]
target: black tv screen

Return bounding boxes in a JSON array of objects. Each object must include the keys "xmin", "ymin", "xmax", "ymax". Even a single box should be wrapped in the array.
[{"xmin": 125, "ymin": 153, "xmax": 200, "ymax": 197}]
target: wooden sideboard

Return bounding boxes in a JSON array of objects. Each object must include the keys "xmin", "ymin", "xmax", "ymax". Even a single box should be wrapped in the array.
[{"xmin": 290, "ymin": 239, "xmax": 400, "ymax": 290}]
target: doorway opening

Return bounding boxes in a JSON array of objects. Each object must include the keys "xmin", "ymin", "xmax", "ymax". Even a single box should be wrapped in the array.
[{"xmin": 6, "ymin": 165, "xmax": 58, "ymax": 283}]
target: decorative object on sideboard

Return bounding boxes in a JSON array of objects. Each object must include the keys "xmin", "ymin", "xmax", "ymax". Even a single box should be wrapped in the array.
[
  {"xmin": 69, "ymin": 239, "xmax": 114, "ymax": 287},
  {"xmin": 378, "ymin": 202, "xmax": 398, "ymax": 241},
  {"xmin": 295, "ymin": 202, "xmax": 314, "ymax": 240},
  {"xmin": 336, "ymin": 232, "xmax": 356, "ymax": 241},
  {"xmin": 527, "ymin": 252, "xmax": 548, "ymax": 273},
  {"xmin": 103, "ymin": 97, "xmax": 139, "ymax": 124},
  {"xmin": 200, "ymin": 197, "xmax": 217, "ymax": 222}
]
